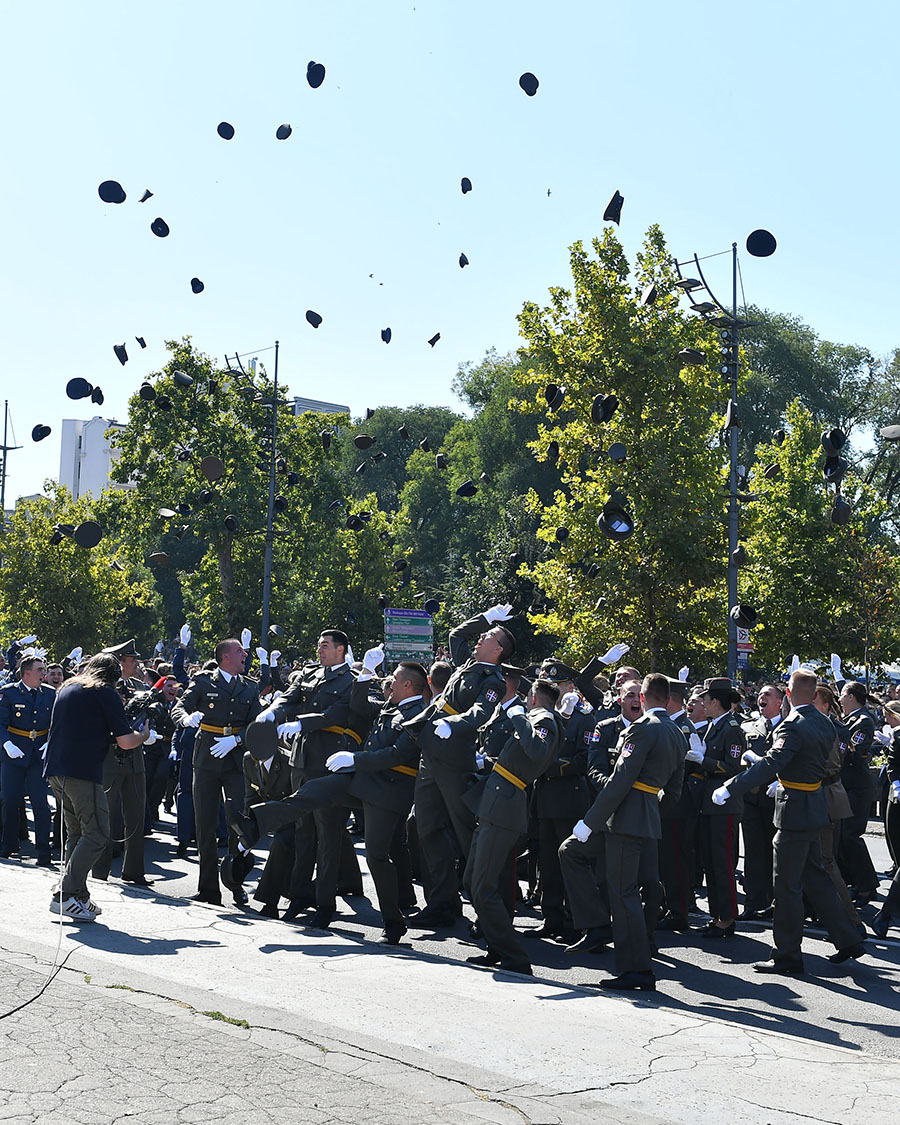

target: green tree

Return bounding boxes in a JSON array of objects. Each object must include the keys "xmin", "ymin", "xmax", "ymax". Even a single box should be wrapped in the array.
[
  {"xmin": 0, "ymin": 483, "xmax": 162, "ymax": 655},
  {"xmin": 513, "ymin": 225, "xmax": 729, "ymax": 672}
]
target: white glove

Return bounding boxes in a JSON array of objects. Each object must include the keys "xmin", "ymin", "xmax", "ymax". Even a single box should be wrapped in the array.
[
  {"xmin": 277, "ymin": 720, "xmax": 303, "ymax": 736},
  {"xmin": 711, "ymin": 785, "xmax": 730, "ymax": 805},
  {"xmin": 572, "ymin": 819, "xmax": 592, "ymax": 842},
  {"xmin": 685, "ymin": 746, "xmax": 705, "ymax": 764},
  {"xmin": 144, "ymin": 729, "xmax": 160, "ymax": 745},
  {"xmin": 4, "ymin": 740, "xmax": 25, "ymax": 760},
  {"xmin": 240, "ymin": 628, "xmax": 252, "ymax": 649},
  {"xmin": 766, "ymin": 780, "xmax": 781, "ymax": 798},
  {"xmin": 506, "ymin": 704, "xmax": 526, "ymax": 718},
  {"xmin": 483, "ymin": 603, "xmax": 513, "ymax": 623},
  {"xmin": 256, "ymin": 647, "xmax": 269, "ymax": 666},
  {"xmin": 891, "ymin": 780, "xmax": 900, "ymax": 802},
  {"xmin": 210, "ymin": 735, "xmax": 238, "ymax": 758},
  {"xmin": 182, "ymin": 710, "xmax": 203, "ymax": 729},
  {"xmin": 326, "ymin": 751, "xmax": 356, "ymax": 772},
  {"xmin": 362, "ymin": 644, "xmax": 385, "ymax": 674},
  {"xmin": 789, "ymin": 654, "xmax": 800, "ymax": 674},
  {"xmin": 433, "ymin": 718, "xmax": 452, "ymax": 739},
  {"xmin": 66, "ymin": 646, "xmax": 83, "ymax": 663},
  {"xmin": 168, "ymin": 747, "xmax": 178, "ymax": 762},
  {"xmin": 17, "ymin": 634, "xmax": 37, "ymax": 646},
  {"xmin": 258, "ymin": 708, "xmax": 277, "ymax": 723},
  {"xmin": 475, "ymin": 752, "xmax": 486, "ymax": 769},
  {"xmin": 741, "ymin": 749, "xmax": 762, "ymax": 766},
  {"xmin": 345, "ymin": 644, "xmax": 355, "ymax": 665},
  {"xmin": 874, "ymin": 729, "xmax": 891, "ymax": 747},
  {"xmin": 678, "ymin": 666, "xmax": 689, "ymax": 682},
  {"xmin": 830, "ymin": 653, "xmax": 842, "ymax": 680},
  {"xmin": 598, "ymin": 642, "xmax": 630, "ymax": 665},
  {"xmin": 38, "ymin": 742, "xmax": 48, "ymax": 759},
  {"xmin": 270, "ymin": 651, "xmax": 281, "ymax": 668},
  {"xmin": 558, "ymin": 691, "xmax": 579, "ymax": 718},
  {"xmin": 180, "ymin": 624, "xmax": 191, "ymax": 646},
  {"xmin": 35, "ymin": 647, "xmax": 47, "ymax": 660}
]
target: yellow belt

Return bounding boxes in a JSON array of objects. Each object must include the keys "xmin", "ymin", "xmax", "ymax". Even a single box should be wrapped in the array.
[
  {"xmin": 632, "ymin": 780, "xmax": 660, "ymax": 795},
  {"xmin": 199, "ymin": 723, "xmax": 245, "ymax": 736},
  {"xmin": 437, "ymin": 698, "xmax": 460, "ymax": 716},
  {"xmin": 7, "ymin": 727, "xmax": 48, "ymax": 741},
  {"xmin": 391, "ymin": 765, "xmax": 418, "ymax": 777},
  {"xmin": 690, "ymin": 771, "xmax": 705, "ymax": 780},
  {"xmin": 779, "ymin": 778, "xmax": 822, "ymax": 792},
  {"xmin": 492, "ymin": 762, "xmax": 526, "ymax": 790},
  {"xmin": 323, "ymin": 725, "xmax": 363, "ymax": 746}
]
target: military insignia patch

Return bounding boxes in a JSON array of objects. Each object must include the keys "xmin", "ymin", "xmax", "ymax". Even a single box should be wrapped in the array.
[
  {"xmin": 730, "ymin": 744, "xmax": 743, "ymax": 758},
  {"xmin": 486, "ymin": 689, "xmax": 499, "ymax": 703},
  {"xmin": 621, "ymin": 742, "xmax": 634, "ymax": 757},
  {"xmin": 851, "ymin": 731, "xmax": 865, "ymax": 745},
  {"xmin": 535, "ymin": 726, "xmax": 548, "ymax": 740},
  {"xmin": 583, "ymin": 731, "xmax": 592, "ymax": 744}
]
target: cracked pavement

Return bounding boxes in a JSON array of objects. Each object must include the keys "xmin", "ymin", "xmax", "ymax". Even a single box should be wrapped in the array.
[{"xmin": 1, "ymin": 821, "xmax": 899, "ymax": 1123}]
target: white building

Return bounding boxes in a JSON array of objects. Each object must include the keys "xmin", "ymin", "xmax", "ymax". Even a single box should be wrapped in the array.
[
  {"xmin": 289, "ymin": 396, "xmax": 349, "ymax": 416},
  {"xmin": 58, "ymin": 417, "xmax": 132, "ymax": 499}
]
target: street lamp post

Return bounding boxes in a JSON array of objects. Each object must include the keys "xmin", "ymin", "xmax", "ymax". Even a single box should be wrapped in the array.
[{"xmin": 260, "ymin": 340, "xmax": 279, "ymax": 642}]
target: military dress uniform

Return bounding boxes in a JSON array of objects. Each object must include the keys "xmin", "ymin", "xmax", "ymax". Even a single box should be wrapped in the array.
[
  {"xmin": 727, "ymin": 704, "xmax": 862, "ymax": 969},
  {"xmin": 739, "ymin": 713, "xmax": 779, "ymax": 914},
  {"xmin": 0, "ymin": 679, "xmax": 55, "ymax": 861},
  {"xmin": 697, "ymin": 711, "xmax": 746, "ymax": 923},
  {"xmin": 172, "ymin": 668, "xmax": 262, "ymax": 902},
  {"xmin": 580, "ymin": 709, "xmax": 685, "ymax": 977},
  {"xmin": 476, "ymin": 697, "xmax": 523, "ymax": 917},
  {"xmin": 465, "ymin": 706, "xmax": 561, "ymax": 971},
  {"xmin": 837, "ymin": 706, "xmax": 878, "ymax": 899},
  {"xmin": 820, "ymin": 717, "xmax": 860, "ymax": 928},
  {"xmin": 92, "ymin": 670, "xmax": 150, "ymax": 884},
  {"xmin": 405, "ymin": 614, "xmax": 504, "ymax": 919},
  {"xmin": 243, "ymin": 745, "xmax": 295, "ymax": 910},
  {"xmin": 658, "ymin": 709, "xmax": 696, "ymax": 926},
  {"xmin": 267, "ymin": 660, "xmax": 359, "ymax": 914},
  {"xmin": 144, "ymin": 688, "xmax": 177, "ymax": 830}
]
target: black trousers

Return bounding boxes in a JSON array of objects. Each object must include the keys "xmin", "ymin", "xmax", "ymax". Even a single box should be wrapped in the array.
[
  {"xmin": 698, "ymin": 813, "xmax": 738, "ymax": 922},
  {"xmin": 193, "ymin": 765, "xmax": 244, "ymax": 900},
  {"xmin": 557, "ymin": 830, "xmax": 611, "ymax": 932},
  {"xmin": 467, "ymin": 821, "xmax": 527, "ymax": 966},
  {"xmin": 414, "ymin": 767, "xmax": 475, "ymax": 912},
  {"xmin": 537, "ymin": 816, "xmax": 575, "ymax": 931},
  {"xmin": 740, "ymin": 796, "xmax": 776, "ymax": 911},
  {"xmin": 606, "ymin": 832, "xmax": 660, "ymax": 975},
  {"xmin": 837, "ymin": 783, "xmax": 878, "ymax": 895},
  {"xmin": 93, "ymin": 751, "xmax": 147, "ymax": 883},
  {"xmin": 659, "ymin": 814, "xmax": 696, "ymax": 921}
]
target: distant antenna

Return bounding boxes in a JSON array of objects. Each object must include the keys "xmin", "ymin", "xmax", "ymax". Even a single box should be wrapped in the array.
[{"xmin": 1, "ymin": 400, "xmax": 23, "ymax": 513}]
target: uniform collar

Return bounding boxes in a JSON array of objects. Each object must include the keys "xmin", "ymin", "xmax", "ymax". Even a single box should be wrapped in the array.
[{"xmin": 218, "ymin": 668, "xmax": 234, "ymax": 683}]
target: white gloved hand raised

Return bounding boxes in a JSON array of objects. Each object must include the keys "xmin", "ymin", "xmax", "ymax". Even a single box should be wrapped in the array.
[
  {"xmin": 572, "ymin": 819, "xmax": 592, "ymax": 842},
  {"xmin": 558, "ymin": 691, "xmax": 579, "ymax": 718},
  {"xmin": 789, "ymin": 654, "xmax": 800, "ymax": 675},
  {"xmin": 168, "ymin": 747, "xmax": 178, "ymax": 762},
  {"xmin": 241, "ymin": 628, "xmax": 252, "ymax": 649},
  {"xmin": 4, "ymin": 741, "xmax": 25, "ymax": 760},
  {"xmin": 210, "ymin": 735, "xmax": 238, "ymax": 758},
  {"xmin": 277, "ymin": 720, "xmax": 303, "ymax": 737},
  {"xmin": 256, "ymin": 647, "xmax": 269, "ymax": 666},
  {"xmin": 182, "ymin": 710, "xmax": 204, "ymax": 729},
  {"xmin": 433, "ymin": 719, "xmax": 452, "ymax": 739},
  {"xmin": 482, "ymin": 603, "xmax": 513, "ymax": 623},
  {"xmin": 873, "ymin": 729, "xmax": 891, "ymax": 747},
  {"xmin": 362, "ymin": 644, "xmax": 385, "ymax": 673},
  {"xmin": 598, "ymin": 642, "xmax": 630, "ymax": 665},
  {"xmin": 741, "ymin": 749, "xmax": 762, "ymax": 766},
  {"xmin": 766, "ymin": 780, "xmax": 781, "ymax": 799},
  {"xmin": 345, "ymin": 644, "xmax": 355, "ymax": 666},
  {"xmin": 144, "ymin": 729, "xmax": 160, "ymax": 746},
  {"xmin": 506, "ymin": 704, "xmax": 526, "ymax": 719},
  {"xmin": 830, "ymin": 653, "xmax": 842, "ymax": 680},
  {"xmin": 180, "ymin": 624, "xmax": 191, "ymax": 647},
  {"xmin": 270, "ymin": 651, "xmax": 281, "ymax": 668},
  {"xmin": 685, "ymin": 746, "xmax": 705, "ymax": 764},
  {"xmin": 711, "ymin": 785, "xmax": 730, "ymax": 806},
  {"xmin": 678, "ymin": 666, "xmax": 690, "ymax": 682},
  {"xmin": 326, "ymin": 751, "xmax": 356, "ymax": 772},
  {"xmin": 17, "ymin": 634, "xmax": 37, "ymax": 646},
  {"xmin": 66, "ymin": 646, "xmax": 83, "ymax": 663}
]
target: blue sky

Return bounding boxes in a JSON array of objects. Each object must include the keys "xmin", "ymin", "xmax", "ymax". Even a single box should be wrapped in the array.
[{"xmin": 3, "ymin": 0, "xmax": 898, "ymax": 499}]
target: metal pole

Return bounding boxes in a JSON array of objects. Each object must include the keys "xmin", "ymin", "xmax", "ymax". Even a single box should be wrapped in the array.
[
  {"xmin": 727, "ymin": 243, "xmax": 739, "ymax": 681},
  {"xmin": 0, "ymin": 401, "xmax": 7, "ymax": 513},
  {"xmin": 260, "ymin": 341, "xmax": 279, "ymax": 642}
]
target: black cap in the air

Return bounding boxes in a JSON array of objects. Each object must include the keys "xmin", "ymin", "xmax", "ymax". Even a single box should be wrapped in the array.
[
  {"xmin": 345, "ymin": 514, "xmax": 364, "ymax": 531},
  {"xmin": 381, "ymin": 327, "xmax": 392, "ymax": 344},
  {"xmin": 640, "ymin": 283, "xmax": 658, "ymax": 307},
  {"xmin": 608, "ymin": 442, "xmax": 627, "ymax": 464},
  {"xmin": 155, "ymin": 395, "xmax": 173, "ymax": 411},
  {"xmin": 321, "ymin": 430, "xmax": 333, "ymax": 450},
  {"xmin": 459, "ymin": 252, "xmax": 469, "ymax": 268},
  {"xmin": 393, "ymin": 559, "xmax": 409, "ymax": 572},
  {"xmin": 307, "ymin": 61, "xmax": 326, "ymax": 89},
  {"xmin": 831, "ymin": 496, "xmax": 851, "ymax": 525},
  {"xmin": 461, "ymin": 177, "xmax": 472, "ymax": 194},
  {"xmin": 546, "ymin": 440, "xmax": 559, "ymax": 464},
  {"xmin": 98, "ymin": 180, "xmax": 126, "ymax": 204},
  {"xmin": 746, "ymin": 229, "xmax": 776, "ymax": 258},
  {"xmin": 217, "ymin": 121, "xmax": 235, "ymax": 140},
  {"xmin": 428, "ymin": 333, "xmax": 440, "ymax": 347},
  {"xmin": 136, "ymin": 336, "xmax": 146, "ymax": 348},
  {"xmin": 191, "ymin": 278, "xmax": 205, "ymax": 294},
  {"xmin": 66, "ymin": 378, "xmax": 93, "ymax": 401},
  {"xmin": 139, "ymin": 190, "xmax": 153, "ymax": 204},
  {"xmin": 821, "ymin": 427, "xmax": 847, "ymax": 455},
  {"xmin": 456, "ymin": 480, "xmax": 477, "ymax": 498},
  {"xmin": 224, "ymin": 514, "xmax": 238, "ymax": 533},
  {"xmin": 355, "ymin": 434, "xmax": 375, "ymax": 450},
  {"xmin": 91, "ymin": 387, "xmax": 104, "ymax": 406},
  {"xmin": 519, "ymin": 72, "xmax": 539, "ymax": 96},
  {"xmin": 73, "ymin": 521, "xmax": 102, "ymax": 549},
  {"xmin": 603, "ymin": 190, "xmax": 624, "ymax": 224},
  {"xmin": 151, "ymin": 217, "xmax": 170, "ymax": 238},
  {"xmin": 275, "ymin": 123, "xmax": 292, "ymax": 140},
  {"xmin": 544, "ymin": 383, "xmax": 565, "ymax": 410},
  {"xmin": 435, "ymin": 453, "xmax": 447, "ymax": 470},
  {"xmin": 398, "ymin": 425, "xmax": 410, "ymax": 440},
  {"xmin": 149, "ymin": 550, "xmax": 170, "ymax": 566},
  {"xmin": 114, "ymin": 343, "xmax": 128, "ymax": 366},
  {"xmin": 306, "ymin": 310, "xmax": 323, "ymax": 328},
  {"xmin": 419, "ymin": 437, "xmax": 431, "ymax": 453},
  {"xmin": 591, "ymin": 393, "xmax": 619, "ymax": 424},
  {"xmin": 730, "ymin": 604, "xmax": 758, "ymax": 626},
  {"xmin": 678, "ymin": 348, "xmax": 706, "ymax": 366}
]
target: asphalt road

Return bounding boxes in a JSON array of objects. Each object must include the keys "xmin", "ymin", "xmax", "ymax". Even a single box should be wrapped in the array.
[{"xmin": 113, "ymin": 811, "xmax": 900, "ymax": 1062}]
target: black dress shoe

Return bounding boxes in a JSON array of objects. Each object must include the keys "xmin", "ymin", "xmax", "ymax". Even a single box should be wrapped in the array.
[
  {"xmin": 852, "ymin": 890, "xmax": 876, "ymax": 907},
  {"xmin": 656, "ymin": 914, "xmax": 690, "ymax": 931},
  {"xmin": 871, "ymin": 909, "xmax": 892, "ymax": 938},
  {"xmin": 701, "ymin": 921, "xmax": 735, "ymax": 939},
  {"xmin": 497, "ymin": 960, "xmax": 533, "ymax": 976},
  {"xmin": 466, "ymin": 952, "xmax": 500, "ymax": 966},
  {"xmin": 753, "ymin": 960, "xmax": 803, "ymax": 975},
  {"xmin": 232, "ymin": 888, "xmax": 249, "ymax": 907},
  {"xmin": 190, "ymin": 892, "xmax": 222, "ymax": 906},
  {"xmin": 257, "ymin": 902, "xmax": 280, "ymax": 919},
  {"xmin": 282, "ymin": 898, "xmax": 314, "ymax": 922},
  {"xmin": 739, "ymin": 907, "xmax": 771, "ymax": 921},
  {"xmin": 828, "ymin": 942, "xmax": 866, "ymax": 963},
  {"xmin": 37, "ymin": 856, "xmax": 55, "ymax": 868},
  {"xmin": 224, "ymin": 799, "xmax": 260, "ymax": 850},
  {"xmin": 123, "ymin": 877, "xmax": 154, "ymax": 887},
  {"xmin": 176, "ymin": 843, "xmax": 189, "ymax": 858},
  {"xmin": 305, "ymin": 910, "xmax": 334, "ymax": 930},
  {"xmin": 380, "ymin": 922, "xmax": 408, "ymax": 945},
  {"xmin": 598, "ymin": 971, "xmax": 656, "ymax": 991},
  {"xmin": 564, "ymin": 927, "xmax": 611, "ymax": 954},
  {"xmin": 409, "ymin": 908, "xmax": 458, "ymax": 929},
  {"xmin": 523, "ymin": 923, "xmax": 563, "ymax": 939}
]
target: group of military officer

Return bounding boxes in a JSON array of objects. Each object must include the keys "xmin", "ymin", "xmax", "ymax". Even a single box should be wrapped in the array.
[{"xmin": 2, "ymin": 608, "xmax": 883, "ymax": 988}]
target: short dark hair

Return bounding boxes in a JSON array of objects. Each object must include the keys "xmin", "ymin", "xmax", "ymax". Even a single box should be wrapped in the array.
[
  {"xmin": 320, "ymin": 629, "xmax": 349, "ymax": 655},
  {"xmin": 496, "ymin": 626, "xmax": 515, "ymax": 662},
  {"xmin": 533, "ymin": 679, "xmax": 560, "ymax": 707},
  {"xmin": 396, "ymin": 661, "xmax": 428, "ymax": 694},
  {"xmin": 215, "ymin": 638, "xmax": 241, "ymax": 665},
  {"xmin": 429, "ymin": 660, "xmax": 453, "ymax": 693},
  {"xmin": 843, "ymin": 680, "xmax": 867, "ymax": 706},
  {"xmin": 641, "ymin": 673, "xmax": 670, "ymax": 706},
  {"xmin": 19, "ymin": 655, "xmax": 44, "ymax": 674}
]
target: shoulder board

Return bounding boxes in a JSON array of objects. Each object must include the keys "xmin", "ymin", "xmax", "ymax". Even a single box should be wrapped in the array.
[{"xmin": 729, "ymin": 719, "xmax": 740, "ymax": 727}]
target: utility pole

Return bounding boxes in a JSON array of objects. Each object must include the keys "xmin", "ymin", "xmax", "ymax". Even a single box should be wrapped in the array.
[
  {"xmin": 260, "ymin": 341, "xmax": 279, "ymax": 641},
  {"xmin": 0, "ymin": 401, "xmax": 23, "ymax": 514}
]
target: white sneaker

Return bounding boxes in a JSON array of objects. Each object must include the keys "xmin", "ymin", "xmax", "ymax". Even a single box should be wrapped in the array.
[
  {"xmin": 84, "ymin": 899, "xmax": 102, "ymax": 916},
  {"xmin": 49, "ymin": 895, "xmax": 96, "ymax": 921}
]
